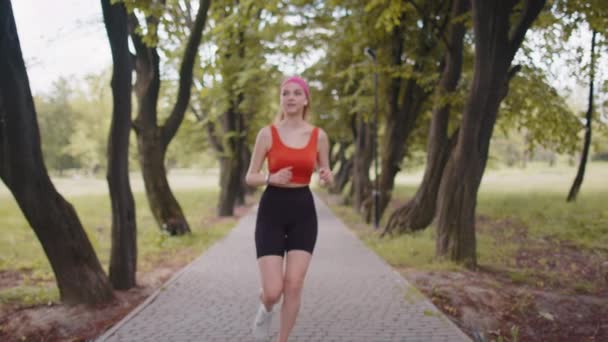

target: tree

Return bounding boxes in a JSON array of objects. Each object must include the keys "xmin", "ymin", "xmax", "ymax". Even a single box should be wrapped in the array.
[
  {"xmin": 372, "ymin": 1, "xmax": 452, "ymax": 222},
  {"xmin": 102, "ymin": 0, "xmax": 138, "ymax": 290},
  {"xmin": 127, "ymin": 0, "xmax": 211, "ymax": 234},
  {"xmin": 196, "ymin": 0, "xmax": 285, "ymax": 216},
  {"xmin": 0, "ymin": 0, "xmax": 114, "ymax": 304},
  {"xmin": 561, "ymin": 0, "xmax": 608, "ymax": 200},
  {"xmin": 302, "ymin": 0, "xmax": 375, "ymax": 210},
  {"xmin": 435, "ymin": 0, "xmax": 546, "ymax": 266},
  {"xmin": 384, "ymin": 0, "xmax": 468, "ymax": 235},
  {"xmin": 566, "ymin": 30, "xmax": 596, "ymax": 201}
]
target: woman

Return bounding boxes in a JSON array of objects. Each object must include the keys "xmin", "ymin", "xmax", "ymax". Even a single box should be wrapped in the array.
[{"xmin": 245, "ymin": 75, "xmax": 333, "ymax": 341}]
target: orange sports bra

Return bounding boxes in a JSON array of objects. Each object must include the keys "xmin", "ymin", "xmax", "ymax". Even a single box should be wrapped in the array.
[{"xmin": 267, "ymin": 125, "xmax": 319, "ymax": 185}]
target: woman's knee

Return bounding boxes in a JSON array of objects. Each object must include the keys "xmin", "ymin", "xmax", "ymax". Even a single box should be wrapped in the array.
[
  {"xmin": 283, "ymin": 277, "xmax": 304, "ymax": 297},
  {"xmin": 263, "ymin": 283, "xmax": 283, "ymax": 303}
]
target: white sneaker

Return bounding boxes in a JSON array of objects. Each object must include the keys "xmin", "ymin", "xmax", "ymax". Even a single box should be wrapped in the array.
[{"xmin": 252, "ymin": 303, "xmax": 273, "ymax": 340}]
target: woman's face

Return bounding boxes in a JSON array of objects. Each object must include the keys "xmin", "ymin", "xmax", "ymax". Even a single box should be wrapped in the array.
[{"xmin": 280, "ymin": 82, "xmax": 308, "ymax": 116}]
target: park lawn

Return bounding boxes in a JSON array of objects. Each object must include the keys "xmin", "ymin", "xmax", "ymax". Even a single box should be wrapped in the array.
[
  {"xmin": 0, "ymin": 188, "xmax": 236, "ymax": 307},
  {"xmin": 323, "ymin": 161, "xmax": 608, "ymax": 341},
  {"xmin": 333, "ymin": 162, "xmax": 608, "ymax": 273}
]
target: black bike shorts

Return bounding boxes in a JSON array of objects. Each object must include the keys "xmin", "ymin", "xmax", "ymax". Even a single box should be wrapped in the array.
[{"xmin": 255, "ymin": 185, "xmax": 318, "ymax": 258}]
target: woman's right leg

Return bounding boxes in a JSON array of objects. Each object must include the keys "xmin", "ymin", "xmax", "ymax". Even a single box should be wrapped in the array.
[
  {"xmin": 257, "ymin": 255, "xmax": 284, "ymax": 310},
  {"xmin": 278, "ymin": 250, "xmax": 312, "ymax": 342},
  {"xmin": 253, "ymin": 255, "xmax": 283, "ymax": 340}
]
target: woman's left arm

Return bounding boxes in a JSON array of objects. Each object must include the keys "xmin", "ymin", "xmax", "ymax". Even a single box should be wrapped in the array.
[{"xmin": 317, "ymin": 128, "xmax": 333, "ymax": 185}]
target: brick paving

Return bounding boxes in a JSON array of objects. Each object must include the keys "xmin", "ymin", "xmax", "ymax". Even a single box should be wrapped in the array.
[{"xmin": 96, "ymin": 194, "xmax": 471, "ymax": 342}]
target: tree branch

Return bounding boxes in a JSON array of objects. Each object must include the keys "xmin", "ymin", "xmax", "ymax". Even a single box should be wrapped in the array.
[
  {"xmin": 190, "ymin": 104, "xmax": 204, "ymax": 122},
  {"xmin": 161, "ymin": 0, "xmax": 211, "ymax": 147},
  {"xmin": 499, "ymin": 64, "xmax": 522, "ymax": 101},
  {"xmin": 128, "ymin": 14, "xmax": 147, "ymax": 58},
  {"xmin": 408, "ymin": 0, "xmax": 453, "ymax": 49},
  {"xmin": 509, "ymin": 0, "xmax": 547, "ymax": 52},
  {"xmin": 205, "ymin": 120, "xmax": 224, "ymax": 154}
]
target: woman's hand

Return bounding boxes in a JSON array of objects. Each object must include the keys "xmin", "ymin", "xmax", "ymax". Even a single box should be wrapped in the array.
[
  {"xmin": 269, "ymin": 166, "xmax": 293, "ymax": 185},
  {"xmin": 318, "ymin": 167, "xmax": 333, "ymax": 186}
]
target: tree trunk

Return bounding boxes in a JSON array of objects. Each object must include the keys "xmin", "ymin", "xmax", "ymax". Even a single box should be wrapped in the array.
[
  {"xmin": 384, "ymin": 0, "xmax": 468, "ymax": 236},
  {"xmin": 218, "ymin": 156, "xmax": 241, "ymax": 215},
  {"xmin": 378, "ymin": 78, "xmax": 430, "ymax": 219},
  {"xmin": 138, "ymin": 129, "xmax": 190, "ymax": 234},
  {"xmin": 217, "ymin": 104, "xmax": 245, "ymax": 216},
  {"xmin": 330, "ymin": 141, "xmax": 352, "ymax": 195},
  {"xmin": 567, "ymin": 30, "xmax": 596, "ymax": 202},
  {"xmin": 237, "ymin": 146, "xmax": 254, "ymax": 206},
  {"xmin": 0, "ymin": 1, "xmax": 113, "ymax": 304},
  {"xmin": 376, "ymin": 5, "xmax": 446, "ymax": 222},
  {"xmin": 129, "ymin": 0, "xmax": 210, "ymax": 235},
  {"xmin": 352, "ymin": 112, "xmax": 374, "ymax": 216},
  {"xmin": 216, "ymin": 21, "xmax": 248, "ymax": 216},
  {"xmin": 102, "ymin": 0, "xmax": 137, "ymax": 290},
  {"xmin": 435, "ymin": 0, "xmax": 546, "ymax": 267}
]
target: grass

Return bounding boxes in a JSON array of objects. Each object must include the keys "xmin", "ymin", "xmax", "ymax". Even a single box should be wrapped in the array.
[
  {"xmin": 2, "ymin": 162, "xmax": 606, "ymax": 305},
  {"xmin": 0, "ymin": 286, "xmax": 59, "ymax": 307},
  {"xmin": 328, "ymin": 196, "xmax": 462, "ymax": 271},
  {"xmin": 326, "ymin": 161, "xmax": 608, "ymax": 277},
  {"xmin": 0, "ymin": 176, "xmax": 237, "ymax": 306},
  {"xmin": 477, "ymin": 192, "xmax": 608, "ymax": 249}
]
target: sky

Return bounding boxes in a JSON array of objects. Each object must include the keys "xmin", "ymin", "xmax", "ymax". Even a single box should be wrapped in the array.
[
  {"xmin": 12, "ymin": 0, "xmax": 111, "ymax": 95},
  {"xmin": 10, "ymin": 0, "xmax": 308, "ymax": 96}
]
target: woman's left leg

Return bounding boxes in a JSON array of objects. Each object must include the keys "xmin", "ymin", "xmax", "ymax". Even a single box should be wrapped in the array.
[{"xmin": 277, "ymin": 250, "xmax": 312, "ymax": 342}]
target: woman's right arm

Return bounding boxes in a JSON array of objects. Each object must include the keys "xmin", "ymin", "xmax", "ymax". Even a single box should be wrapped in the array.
[{"xmin": 245, "ymin": 127, "xmax": 271, "ymax": 187}]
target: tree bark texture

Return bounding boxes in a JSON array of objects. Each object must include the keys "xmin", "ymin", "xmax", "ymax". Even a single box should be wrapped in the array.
[
  {"xmin": 377, "ymin": 3, "xmax": 449, "ymax": 222},
  {"xmin": 384, "ymin": 0, "xmax": 468, "ymax": 235},
  {"xmin": 352, "ymin": 112, "xmax": 374, "ymax": 217},
  {"xmin": 0, "ymin": 1, "xmax": 114, "ymax": 304},
  {"xmin": 129, "ymin": 0, "xmax": 210, "ymax": 234},
  {"xmin": 102, "ymin": 0, "xmax": 137, "ymax": 290},
  {"xmin": 217, "ymin": 103, "xmax": 245, "ymax": 216},
  {"xmin": 435, "ymin": 0, "xmax": 546, "ymax": 266},
  {"xmin": 329, "ymin": 141, "xmax": 352, "ymax": 195},
  {"xmin": 216, "ymin": 23, "xmax": 248, "ymax": 216}
]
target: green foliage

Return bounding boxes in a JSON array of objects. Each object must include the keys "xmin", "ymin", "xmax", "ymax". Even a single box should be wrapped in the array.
[
  {"xmin": 502, "ymin": 0, "xmax": 608, "ymax": 166},
  {"xmin": 114, "ymin": 0, "xmax": 165, "ymax": 46},
  {"xmin": 33, "ymin": 0, "xmax": 608, "ymax": 177},
  {"xmin": 153, "ymin": 0, "xmax": 291, "ymax": 161},
  {"xmin": 303, "ymin": 0, "xmax": 379, "ymax": 144},
  {"xmin": 66, "ymin": 72, "xmax": 114, "ymax": 173},
  {"xmin": 35, "ymin": 79, "xmax": 80, "ymax": 172},
  {"xmin": 33, "ymin": 72, "xmax": 116, "ymax": 174},
  {"xmin": 165, "ymin": 116, "xmax": 217, "ymax": 168},
  {"xmin": 499, "ymin": 66, "xmax": 581, "ymax": 156},
  {"xmin": 364, "ymin": 0, "xmax": 413, "ymax": 33},
  {"xmin": 554, "ymin": 0, "xmax": 608, "ymax": 37}
]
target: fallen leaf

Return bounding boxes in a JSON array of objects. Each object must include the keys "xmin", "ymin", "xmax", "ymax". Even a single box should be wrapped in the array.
[{"xmin": 539, "ymin": 311, "xmax": 555, "ymax": 321}]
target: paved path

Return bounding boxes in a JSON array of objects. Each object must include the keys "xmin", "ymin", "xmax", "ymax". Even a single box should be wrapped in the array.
[{"xmin": 97, "ymin": 195, "xmax": 470, "ymax": 342}]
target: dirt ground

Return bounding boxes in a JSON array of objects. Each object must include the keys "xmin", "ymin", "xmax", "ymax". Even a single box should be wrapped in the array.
[
  {"xmin": 0, "ymin": 260, "xmax": 177, "ymax": 341},
  {"xmin": 350, "ymin": 213, "xmax": 607, "ymax": 340},
  {"xmin": 1, "ymin": 200, "xmax": 607, "ymax": 341}
]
